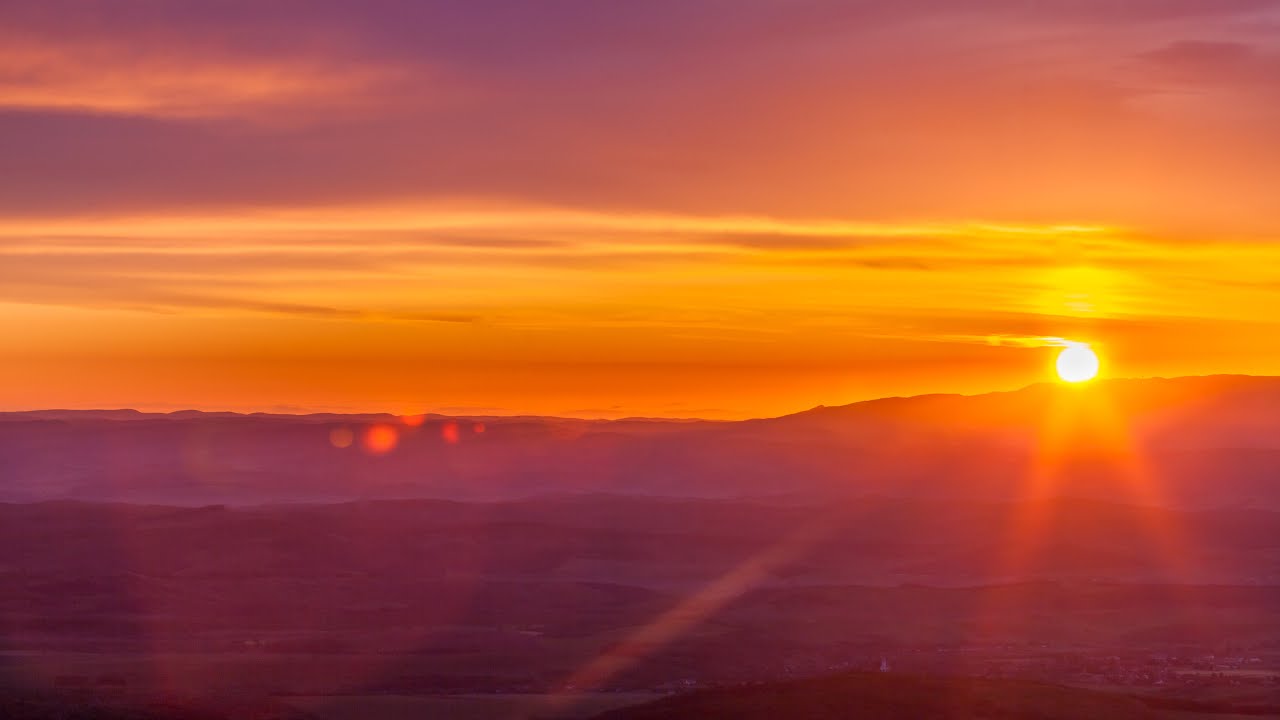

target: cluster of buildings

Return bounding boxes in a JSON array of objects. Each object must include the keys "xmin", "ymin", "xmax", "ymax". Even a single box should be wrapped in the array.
[{"xmin": 977, "ymin": 651, "xmax": 1277, "ymax": 688}]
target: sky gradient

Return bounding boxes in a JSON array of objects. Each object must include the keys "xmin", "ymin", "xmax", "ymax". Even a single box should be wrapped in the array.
[{"xmin": 4, "ymin": 0, "xmax": 1280, "ymax": 418}]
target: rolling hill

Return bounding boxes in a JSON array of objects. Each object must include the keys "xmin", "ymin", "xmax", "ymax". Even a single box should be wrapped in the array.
[{"xmin": 1, "ymin": 376, "xmax": 1278, "ymax": 508}]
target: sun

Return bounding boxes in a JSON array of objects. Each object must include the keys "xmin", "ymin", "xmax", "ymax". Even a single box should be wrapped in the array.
[{"xmin": 1055, "ymin": 344, "xmax": 1100, "ymax": 383}]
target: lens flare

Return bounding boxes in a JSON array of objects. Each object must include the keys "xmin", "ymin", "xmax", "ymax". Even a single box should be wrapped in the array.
[
  {"xmin": 441, "ymin": 421, "xmax": 460, "ymax": 444},
  {"xmin": 362, "ymin": 424, "xmax": 399, "ymax": 454},
  {"xmin": 328, "ymin": 426, "xmax": 354, "ymax": 449}
]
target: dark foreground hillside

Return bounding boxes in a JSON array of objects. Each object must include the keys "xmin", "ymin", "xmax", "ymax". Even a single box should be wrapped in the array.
[
  {"xmin": 0, "ymin": 688, "xmax": 312, "ymax": 720},
  {"xmin": 591, "ymin": 672, "xmax": 1164, "ymax": 720}
]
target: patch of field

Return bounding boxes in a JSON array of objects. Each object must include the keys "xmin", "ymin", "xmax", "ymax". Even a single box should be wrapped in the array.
[
  {"xmin": 1163, "ymin": 715, "xmax": 1267, "ymax": 720},
  {"xmin": 0, "ymin": 650, "xmax": 614, "ymax": 696},
  {"xmin": 283, "ymin": 692, "xmax": 660, "ymax": 720}
]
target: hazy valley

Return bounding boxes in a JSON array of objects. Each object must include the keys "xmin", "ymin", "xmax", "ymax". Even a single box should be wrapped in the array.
[{"xmin": 1, "ymin": 377, "xmax": 1278, "ymax": 717}]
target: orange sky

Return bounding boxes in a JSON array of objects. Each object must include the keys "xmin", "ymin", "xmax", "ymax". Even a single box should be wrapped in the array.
[{"xmin": 3, "ymin": 2, "xmax": 1280, "ymax": 418}]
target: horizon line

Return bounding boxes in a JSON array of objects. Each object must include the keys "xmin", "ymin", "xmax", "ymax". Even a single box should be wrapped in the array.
[{"xmin": 0, "ymin": 373, "xmax": 1267, "ymax": 424}]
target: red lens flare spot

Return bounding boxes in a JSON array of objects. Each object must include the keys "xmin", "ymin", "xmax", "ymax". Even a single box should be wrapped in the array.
[
  {"xmin": 328, "ymin": 427, "xmax": 354, "ymax": 449},
  {"xmin": 441, "ymin": 421, "xmax": 460, "ymax": 444},
  {"xmin": 473, "ymin": 422, "xmax": 485, "ymax": 434},
  {"xmin": 400, "ymin": 414, "xmax": 426, "ymax": 427},
  {"xmin": 362, "ymin": 424, "xmax": 399, "ymax": 454}
]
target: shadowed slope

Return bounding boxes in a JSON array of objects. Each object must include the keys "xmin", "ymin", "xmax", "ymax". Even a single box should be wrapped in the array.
[{"xmin": 590, "ymin": 672, "xmax": 1159, "ymax": 719}]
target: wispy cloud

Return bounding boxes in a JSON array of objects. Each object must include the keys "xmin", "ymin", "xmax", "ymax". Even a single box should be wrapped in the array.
[
  {"xmin": 0, "ymin": 35, "xmax": 408, "ymax": 119},
  {"xmin": 0, "ymin": 204, "xmax": 1274, "ymax": 355}
]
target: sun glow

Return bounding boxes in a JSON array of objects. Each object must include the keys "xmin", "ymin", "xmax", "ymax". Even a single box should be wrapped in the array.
[{"xmin": 1055, "ymin": 344, "xmax": 1100, "ymax": 383}]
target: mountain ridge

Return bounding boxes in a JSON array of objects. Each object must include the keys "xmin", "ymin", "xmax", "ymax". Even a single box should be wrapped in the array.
[
  {"xmin": 5, "ymin": 374, "xmax": 1276, "ymax": 424},
  {"xmin": 2, "ymin": 375, "xmax": 1278, "ymax": 508}
]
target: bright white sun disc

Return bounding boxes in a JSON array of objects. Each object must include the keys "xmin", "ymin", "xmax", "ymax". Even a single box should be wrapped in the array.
[{"xmin": 1056, "ymin": 345, "xmax": 1099, "ymax": 383}]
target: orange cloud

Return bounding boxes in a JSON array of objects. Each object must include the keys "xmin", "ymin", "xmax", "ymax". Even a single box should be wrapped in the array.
[{"xmin": 0, "ymin": 34, "xmax": 404, "ymax": 118}]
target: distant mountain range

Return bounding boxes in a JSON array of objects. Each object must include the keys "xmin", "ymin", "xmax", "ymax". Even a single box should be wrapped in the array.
[{"xmin": 2, "ymin": 375, "xmax": 1278, "ymax": 508}]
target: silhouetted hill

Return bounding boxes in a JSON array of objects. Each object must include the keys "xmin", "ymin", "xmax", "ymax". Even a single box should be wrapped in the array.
[
  {"xmin": 1, "ymin": 376, "xmax": 1278, "ymax": 507},
  {"xmin": 770, "ymin": 375, "xmax": 1280, "ymax": 447}
]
